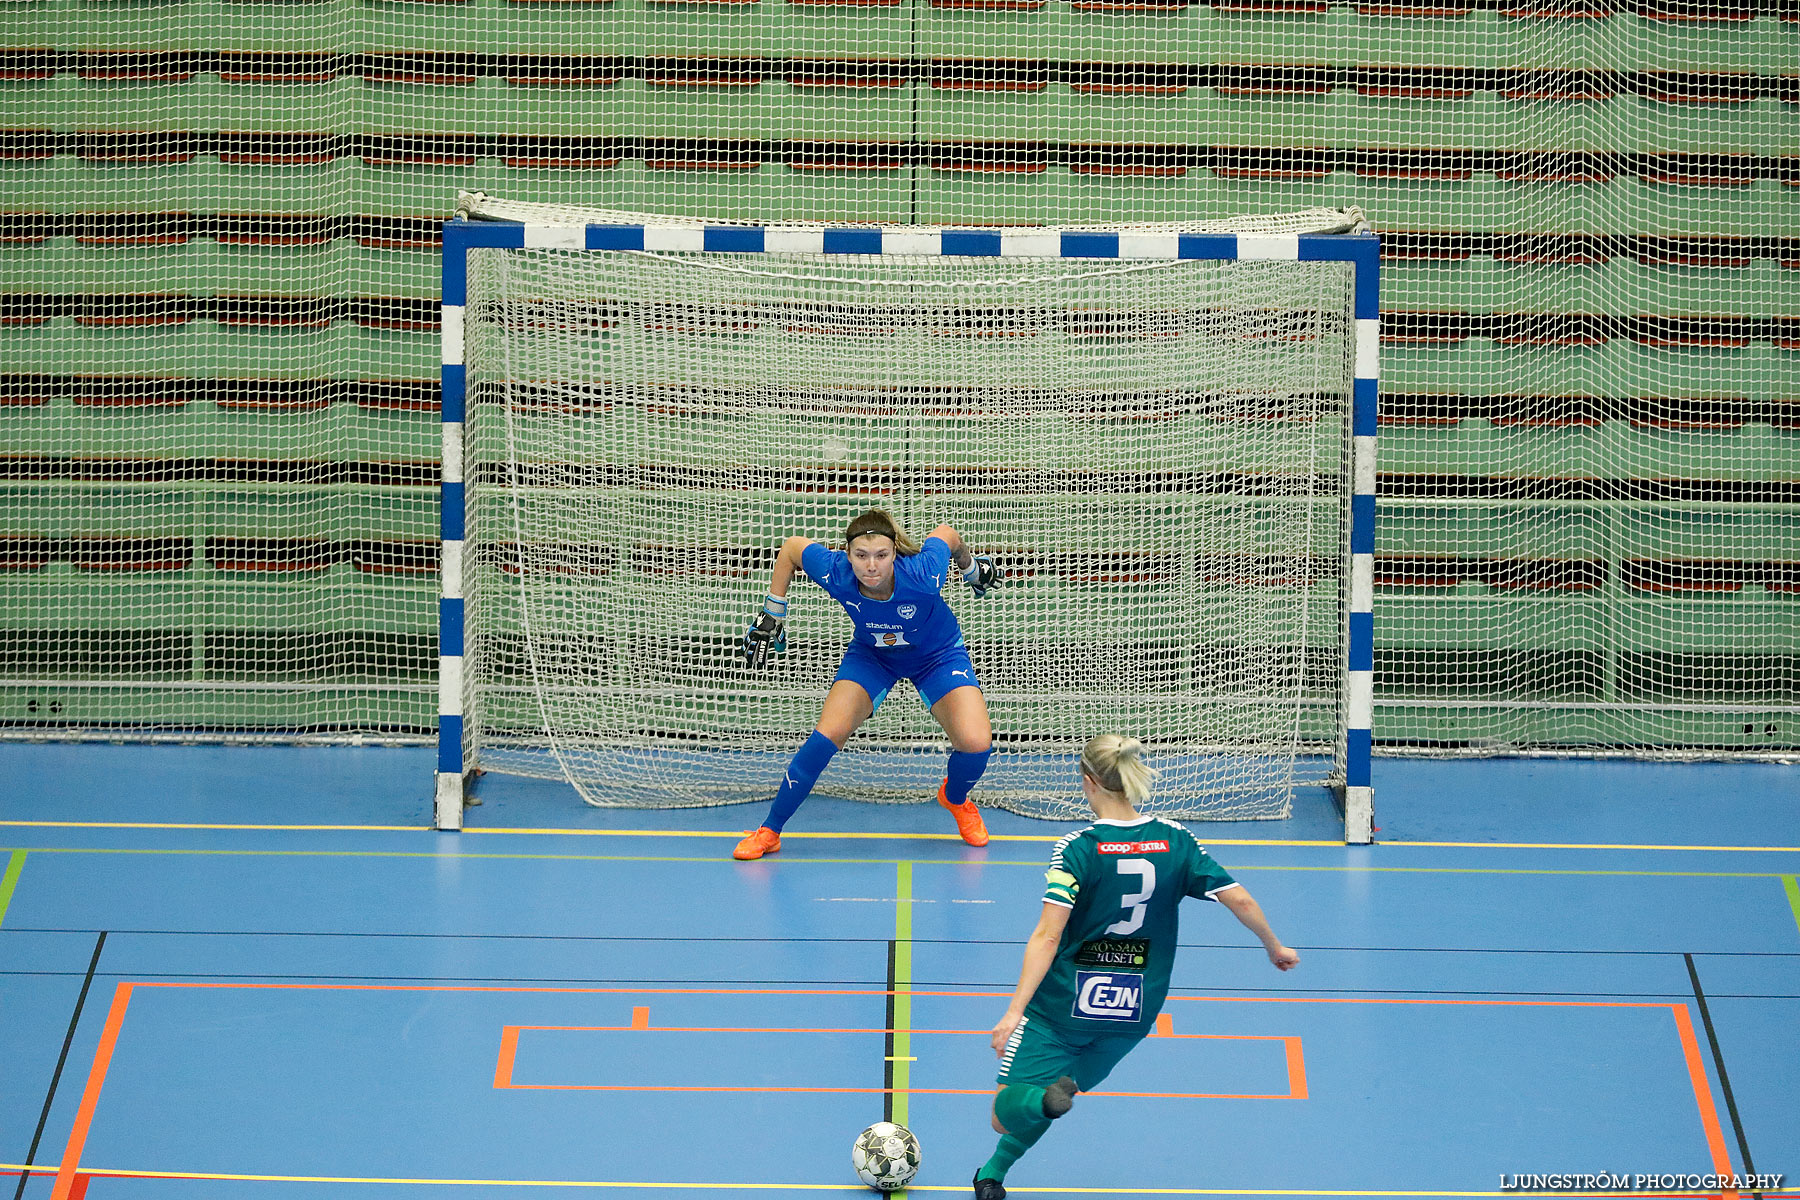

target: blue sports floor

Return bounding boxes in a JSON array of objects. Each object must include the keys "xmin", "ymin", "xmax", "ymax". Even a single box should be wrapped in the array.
[{"xmin": 2, "ymin": 746, "xmax": 1797, "ymax": 1198}]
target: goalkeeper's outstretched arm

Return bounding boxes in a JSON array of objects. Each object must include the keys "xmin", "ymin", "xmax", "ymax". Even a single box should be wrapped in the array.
[
  {"xmin": 770, "ymin": 536, "xmax": 819, "ymax": 601},
  {"xmin": 743, "ymin": 536, "xmax": 818, "ymax": 667},
  {"xmin": 928, "ymin": 524, "xmax": 1001, "ymax": 598},
  {"xmin": 927, "ymin": 524, "xmax": 972, "ymax": 572}
]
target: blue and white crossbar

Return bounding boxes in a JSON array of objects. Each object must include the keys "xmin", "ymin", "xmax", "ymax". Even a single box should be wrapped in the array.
[{"xmin": 437, "ymin": 218, "xmax": 1378, "ymax": 842}]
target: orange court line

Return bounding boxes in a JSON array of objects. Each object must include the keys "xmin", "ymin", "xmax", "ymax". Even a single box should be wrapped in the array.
[
  {"xmin": 1671, "ymin": 1004, "xmax": 1742, "ymax": 1200},
  {"xmin": 497, "ymin": 1082, "xmax": 1301, "ymax": 1100},
  {"xmin": 500, "ymin": 1023, "xmax": 1303, "ymax": 1037},
  {"xmin": 52, "ymin": 979, "xmax": 1737, "ymax": 1194},
  {"xmin": 118, "ymin": 980, "xmax": 1682, "ymax": 1010},
  {"xmin": 131, "ymin": 980, "xmax": 902, "ymax": 997},
  {"xmin": 1284, "ymin": 1036, "xmax": 1308, "ymax": 1101},
  {"xmin": 52, "ymin": 983, "xmax": 133, "ymax": 1200},
  {"xmin": 1170, "ymin": 993, "xmax": 1673, "ymax": 1009},
  {"xmin": 496, "ymin": 1021, "xmax": 1306, "ymax": 1100}
]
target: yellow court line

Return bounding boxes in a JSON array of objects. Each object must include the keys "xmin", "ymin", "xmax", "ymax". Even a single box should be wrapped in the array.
[
  {"xmin": 1384, "ymin": 839, "xmax": 1800, "ymax": 853},
  {"xmin": 0, "ymin": 821, "xmax": 1338, "ymax": 846},
  {"xmin": 465, "ymin": 828, "xmax": 1349, "ymax": 847},
  {"xmin": 7, "ymin": 846, "xmax": 1798, "ymax": 879},
  {"xmin": 2, "ymin": 819, "xmax": 1797, "ymax": 854},
  {"xmin": 0, "ymin": 1168, "xmax": 1759, "ymax": 1196},
  {"xmin": 0, "ymin": 821, "xmax": 430, "ymax": 832}
]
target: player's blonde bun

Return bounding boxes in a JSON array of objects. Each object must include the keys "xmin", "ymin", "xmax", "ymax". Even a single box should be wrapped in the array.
[{"xmin": 1080, "ymin": 734, "xmax": 1155, "ymax": 809}]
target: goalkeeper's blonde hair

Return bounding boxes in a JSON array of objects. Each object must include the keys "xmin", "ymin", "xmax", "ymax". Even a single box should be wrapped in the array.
[
  {"xmin": 844, "ymin": 509, "xmax": 920, "ymax": 556},
  {"xmin": 1080, "ymin": 734, "xmax": 1156, "ymax": 809}
]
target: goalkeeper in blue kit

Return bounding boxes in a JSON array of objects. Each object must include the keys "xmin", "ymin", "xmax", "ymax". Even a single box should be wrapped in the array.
[
  {"xmin": 735, "ymin": 508, "xmax": 1002, "ymax": 860},
  {"xmin": 973, "ymin": 734, "xmax": 1300, "ymax": 1199}
]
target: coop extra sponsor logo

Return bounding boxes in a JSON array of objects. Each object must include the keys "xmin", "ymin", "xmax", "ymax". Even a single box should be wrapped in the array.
[
  {"xmin": 1073, "ymin": 970, "xmax": 1143, "ymax": 1022},
  {"xmin": 1096, "ymin": 840, "xmax": 1170, "ymax": 855}
]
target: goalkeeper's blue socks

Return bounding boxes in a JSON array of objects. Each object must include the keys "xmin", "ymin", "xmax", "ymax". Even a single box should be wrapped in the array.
[
  {"xmin": 763, "ymin": 730, "xmax": 839, "ymax": 832},
  {"xmin": 943, "ymin": 746, "xmax": 991, "ymax": 805},
  {"xmin": 978, "ymin": 1078, "xmax": 1076, "ymax": 1184}
]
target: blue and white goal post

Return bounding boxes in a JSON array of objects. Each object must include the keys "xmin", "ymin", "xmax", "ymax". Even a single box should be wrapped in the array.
[{"xmin": 435, "ymin": 203, "xmax": 1377, "ymax": 843}]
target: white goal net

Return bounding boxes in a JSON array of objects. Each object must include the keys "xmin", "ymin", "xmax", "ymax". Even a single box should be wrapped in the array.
[{"xmin": 455, "ymin": 205, "xmax": 1365, "ymax": 821}]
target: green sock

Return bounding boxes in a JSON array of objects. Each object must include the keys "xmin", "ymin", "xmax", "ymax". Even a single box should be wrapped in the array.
[
  {"xmin": 992, "ymin": 1083, "xmax": 1052, "ymax": 1141},
  {"xmin": 976, "ymin": 1133, "xmax": 1033, "ymax": 1183},
  {"xmin": 979, "ymin": 1083, "xmax": 1059, "ymax": 1182}
]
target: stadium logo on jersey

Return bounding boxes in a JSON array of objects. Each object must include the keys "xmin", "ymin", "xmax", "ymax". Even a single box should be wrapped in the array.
[
  {"xmin": 1073, "ymin": 971, "xmax": 1143, "ymax": 1022},
  {"xmin": 896, "ymin": 604, "xmax": 917, "ymax": 619},
  {"xmin": 1096, "ymin": 840, "xmax": 1170, "ymax": 855}
]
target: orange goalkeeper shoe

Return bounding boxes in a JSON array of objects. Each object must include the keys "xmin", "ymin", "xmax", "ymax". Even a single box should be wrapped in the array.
[
  {"xmin": 938, "ymin": 782, "xmax": 989, "ymax": 847},
  {"xmin": 733, "ymin": 826, "xmax": 781, "ymax": 861}
]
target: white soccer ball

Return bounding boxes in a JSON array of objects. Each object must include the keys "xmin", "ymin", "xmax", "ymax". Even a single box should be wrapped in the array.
[{"xmin": 851, "ymin": 1121, "xmax": 922, "ymax": 1191}]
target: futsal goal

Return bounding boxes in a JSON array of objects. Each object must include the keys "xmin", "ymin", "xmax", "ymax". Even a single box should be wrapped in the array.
[{"xmin": 438, "ymin": 194, "xmax": 1378, "ymax": 841}]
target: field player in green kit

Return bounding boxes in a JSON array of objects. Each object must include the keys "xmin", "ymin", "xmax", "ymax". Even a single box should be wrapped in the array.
[{"xmin": 973, "ymin": 733, "xmax": 1301, "ymax": 1199}]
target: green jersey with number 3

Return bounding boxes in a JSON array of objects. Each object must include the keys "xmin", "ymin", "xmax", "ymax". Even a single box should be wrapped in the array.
[{"xmin": 1029, "ymin": 815, "xmax": 1239, "ymax": 1031}]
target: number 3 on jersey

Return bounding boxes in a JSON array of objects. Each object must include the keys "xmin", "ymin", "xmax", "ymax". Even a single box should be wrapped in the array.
[{"xmin": 1107, "ymin": 858, "xmax": 1155, "ymax": 935}]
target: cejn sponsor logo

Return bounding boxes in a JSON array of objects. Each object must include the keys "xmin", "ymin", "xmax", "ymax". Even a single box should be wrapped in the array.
[
  {"xmin": 1072, "ymin": 970, "xmax": 1143, "ymax": 1022},
  {"xmin": 1096, "ymin": 840, "xmax": 1170, "ymax": 855}
]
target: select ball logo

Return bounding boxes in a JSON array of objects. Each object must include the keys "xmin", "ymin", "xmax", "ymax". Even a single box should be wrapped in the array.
[
  {"xmin": 851, "ymin": 1122, "xmax": 922, "ymax": 1192},
  {"xmin": 1072, "ymin": 970, "xmax": 1144, "ymax": 1022}
]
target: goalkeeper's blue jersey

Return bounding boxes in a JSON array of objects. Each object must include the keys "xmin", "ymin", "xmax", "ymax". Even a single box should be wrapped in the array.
[
  {"xmin": 1029, "ymin": 815, "xmax": 1239, "ymax": 1032},
  {"xmin": 801, "ymin": 538, "xmax": 964, "ymax": 660}
]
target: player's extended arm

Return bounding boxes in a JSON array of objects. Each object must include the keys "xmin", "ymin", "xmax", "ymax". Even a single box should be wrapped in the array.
[
  {"xmin": 927, "ymin": 524, "xmax": 971, "ymax": 571},
  {"xmin": 990, "ymin": 902, "xmax": 1072, "ymax": 1056},
  {"xmin": 928, "ymin": 524, "xmax": 1001, "ymax": 597},
  {"xmin": 770, "ymin": 536, "xmax": 817, "ymax": 600},
  {"xmin": 743, "ymin": 537, "xmax": 817, "ymax": 667},
  {"xmin": 1217, "ymin": 886, "xmax": 1300, "ymax": 971}
]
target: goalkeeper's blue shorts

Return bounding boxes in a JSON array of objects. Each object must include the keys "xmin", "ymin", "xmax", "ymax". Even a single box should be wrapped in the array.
[{"xmin": 834, "ymin": 642, "xmax": 981, "ymax": 712}]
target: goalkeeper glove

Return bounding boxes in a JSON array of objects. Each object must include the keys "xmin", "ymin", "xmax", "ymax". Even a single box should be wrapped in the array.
[
  {"xmin": 743, "ymin": 594, "xmax": 788, "ymax": 667},
  {"xmin": 963, "ymin": 554, "xmax": 1002, "ymax": 598}
]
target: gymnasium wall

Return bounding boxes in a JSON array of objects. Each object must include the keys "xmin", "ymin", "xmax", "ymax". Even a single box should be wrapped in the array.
[{"xmin": 0, "ymin": 0, "xmax": 1794, "ymax": 752}]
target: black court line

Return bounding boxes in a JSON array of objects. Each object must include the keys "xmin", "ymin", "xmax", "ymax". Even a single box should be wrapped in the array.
[
  {"xmin": 883, "ymin": 939, "xmax": 898, "ymax": 1125},
  {"xmin": 9, "ymin": 967, "xmax": 1795, "ymax": 1005},
  {"xmin": 1685, "ymin": 953, "xmax": 1762, "ymax": 1199},
  {"xmin": 13, "ymin": 931, "xmax": 104, "ymax": 1200},
  {"xmin": 12, "ymin": 927, "xmax": 1800, "ymax": 961}
]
